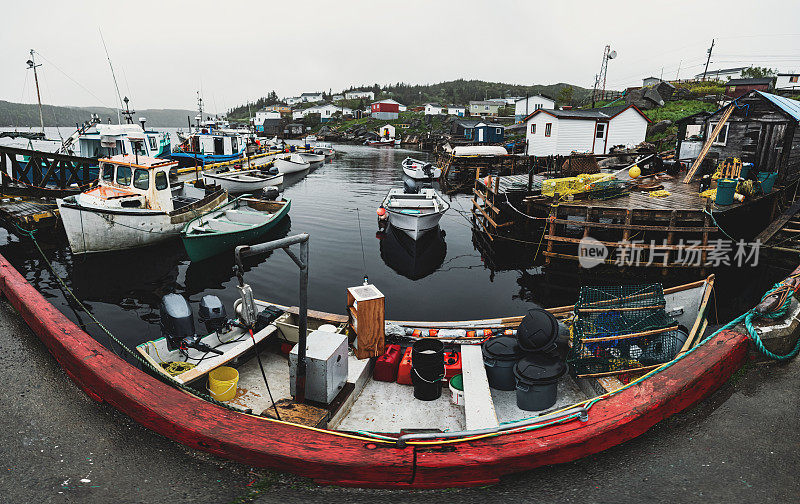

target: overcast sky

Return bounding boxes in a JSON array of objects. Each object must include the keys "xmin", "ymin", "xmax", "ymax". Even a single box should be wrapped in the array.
[{"xmin": 2, "ymin": 1, "xmax": 799, "ymax": 113}]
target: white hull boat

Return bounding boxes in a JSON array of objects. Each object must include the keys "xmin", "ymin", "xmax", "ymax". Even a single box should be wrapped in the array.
[
  {"xmin": 380, "ymin": 188, "xmax": 450, "ymax": 240},
  {"xmin": 273, "ymin": 154, "xmax": 310, "ymax": 174},
  {"xmin": 313, "ymin": 142, "xmax": 335, "ymax": 157},
  {"xmin": 299, "ymin": 152, "xmax": 325, "ymax": 164},
  {"xmin": 401, "ymin": 157, "xmax": 441, "ymax": 180},
  {"xmin": 57, "ymin": 155, "xmax": 227, "ymax": 254},
  {"xmin": 203, "ymin": 169, "xmax": 283, "ymax": 194}
]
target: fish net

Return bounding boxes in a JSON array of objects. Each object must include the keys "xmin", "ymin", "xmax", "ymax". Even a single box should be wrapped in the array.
[
  {"xmin": 586, "ymin": 179, "xmax": 631, "ymax": 200},
  {"xmin": 568, "ymin": 284, "xmax": 686, "ymax": 376}
]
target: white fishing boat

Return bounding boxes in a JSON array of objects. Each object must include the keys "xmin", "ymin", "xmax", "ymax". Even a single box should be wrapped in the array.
[
  {"xmin": 313, "ymin": 142, "xmax": 335, "ymax": 157},
  {"xmin": 299, "ymin": 152, "xmax": 325, "ymax": 164},
  {"xmin": 273, "ymin": 153, "xmax": 310, "ymax": 174},
  {"xmin": 202, "ymin": 169, "xmax": 283, "ymax": 194},
  {"xmin": 380, "ymin": 188, "xmax": 450, "ymax": 240},
  {"xmin": 57, "ymin": 154, "xmax": 227, "ymax": 254},
  {"xmin": 401, "ymin": 157, "xmax": 441, "ymax": 180}
]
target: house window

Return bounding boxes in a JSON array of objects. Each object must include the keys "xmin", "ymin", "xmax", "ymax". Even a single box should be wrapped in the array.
[
  {"xmin": 485, "ymin": 105, "xmax": 489, "ymax": 111},
  {"xmin": 545, "ymin": 123, "xmax": 552, "ymax": 137},
  {"xmin": 531, "ymin": 124, "xmax": 536, "ymax": 134},
  {"xmin": 729, "ymin": 86, "xmax": 736, "ymax": 92},
  {"xmin": 535, "ymin": 104, "xmax": 543, "ymax": 111},
  {"xmin": 710, "ymin": 122, "xmax": 729, "ymax": 146},
  {"xmin": 496, "ymin": 128, "xmax": 502, "ymax": 135},
  {"xmin": 791, "ymin": 76, "xmax": 799, "ymax": 83},
  {"xmin": 596, "ymin": 123, "xmax": 606, "ymax": 139}
]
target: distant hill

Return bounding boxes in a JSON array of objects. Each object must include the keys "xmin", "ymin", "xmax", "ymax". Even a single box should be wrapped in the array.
[
  {"xmin": 0, "ymin": 100, "xmax": 197, "ymax": 127},
  {"xmin": 227, "ymin": 79, "xmax": 593, "ymax": 119}
]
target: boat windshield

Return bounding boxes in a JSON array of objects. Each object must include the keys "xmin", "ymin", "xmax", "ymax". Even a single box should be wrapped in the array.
[
  {"xmin": 116, "ymin": 165, "xmax": 132, "ymax": 186},
  {"xmin": 101, "ymin": 163, "xmax": 114, "ymax": 182},
  {"xmin": 155, "ymin": 171, "xmax": 168, "ymax": 190},
  {"xmin": 133, "ymin": 169, "xmax": 149, "ymax": 190}
]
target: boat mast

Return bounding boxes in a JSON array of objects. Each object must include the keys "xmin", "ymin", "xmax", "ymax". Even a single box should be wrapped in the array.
[{"xmin": 26, "ymin": 50, "xmax": 45, "ymax": 134}]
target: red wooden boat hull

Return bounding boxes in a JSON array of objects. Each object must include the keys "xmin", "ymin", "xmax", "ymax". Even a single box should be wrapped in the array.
[{"xmin": 0, "ymin": 253, "xmax": 751, "ymax": 488}]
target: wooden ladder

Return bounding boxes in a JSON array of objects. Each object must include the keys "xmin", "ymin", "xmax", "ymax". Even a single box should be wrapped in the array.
[{"xmin": 683, "ymin": 104, "xmax": 734, "ymax": 183}]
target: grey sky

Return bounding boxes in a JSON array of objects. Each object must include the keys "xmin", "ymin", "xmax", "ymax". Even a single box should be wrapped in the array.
[{"xmin": 2, "ymin": 0, "xmax": 799, "ymax": 114}]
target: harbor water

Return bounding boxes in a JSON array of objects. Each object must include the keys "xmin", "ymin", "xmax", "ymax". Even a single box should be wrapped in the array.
[{"xmin": 0, "ymin": 128, "xmax": 793, "ymax": 355}]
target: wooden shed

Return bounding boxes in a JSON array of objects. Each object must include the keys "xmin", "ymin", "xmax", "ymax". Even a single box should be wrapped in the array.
[
  {"xmin": 473, "ymin": 123, "xmax": 505, "ymax": 144},
  {"xmin": 724, "ymin": 78, "xmax": 773, "ymax": 99}
]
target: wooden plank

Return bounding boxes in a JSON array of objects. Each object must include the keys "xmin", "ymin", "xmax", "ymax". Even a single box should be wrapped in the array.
[
  {"xmin": 543, "ymin": 234, "xmax": 716, "ymax": 250},
  {"xmin": 548, "ymin": 218, "xmax": 716, "ymax": 233},
  {"xmin": 460, "ymin": 345, "xmax": 499, "ymax": 430},
  {"xmin": 683, "ymin": 105, "xmax": 733, "ymax": 183},
  {"xmin": 171, "ymin": 326, "xmax": 277, "ymax": 384}
]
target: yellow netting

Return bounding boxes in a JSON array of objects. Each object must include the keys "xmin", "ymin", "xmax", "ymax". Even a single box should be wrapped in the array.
[{"xmin": 542, "ymin": 173, "xmax": 609, "ymax": 197}]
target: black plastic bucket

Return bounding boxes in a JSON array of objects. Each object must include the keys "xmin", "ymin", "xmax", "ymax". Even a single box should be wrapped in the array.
[
  {"xmin": 516, "ymin": 308, "xmax": 570, "ymax": 359},
  {"xmin": 481, "ymin": 336, "xmax": 524, "ymax": 390},
  {"xmin": 411, "ymin": 339, "xmax": 445, "ymax": 401},
  {"xmin": 514, "ymin": 354, "xmax": 567, "ymax": 411}
]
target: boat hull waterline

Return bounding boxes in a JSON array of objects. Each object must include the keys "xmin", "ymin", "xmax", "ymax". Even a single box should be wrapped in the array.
[{"xmin": 0, "ymin": 254, "xmax": 758, "ymax": 488}]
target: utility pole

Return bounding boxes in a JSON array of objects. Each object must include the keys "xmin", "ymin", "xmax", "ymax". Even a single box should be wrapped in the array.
[
  {"xmin": 702, "ymin": 39, "xmax": 715, "ymax": 81},
  {"xmin": 26, "ymin": 50, "xmax": 45, "ymax": 134}
]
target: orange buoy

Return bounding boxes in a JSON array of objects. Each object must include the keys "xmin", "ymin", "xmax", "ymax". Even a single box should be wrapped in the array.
[{"xmin": 377, "ymin": 207, "xmax": 386, "ymax": 217}]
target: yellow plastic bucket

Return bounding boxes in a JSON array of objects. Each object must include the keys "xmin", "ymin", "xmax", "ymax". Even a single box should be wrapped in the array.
[{"xmin": 208, "ymin": 366, "xmax": 239, "ymax": 402}]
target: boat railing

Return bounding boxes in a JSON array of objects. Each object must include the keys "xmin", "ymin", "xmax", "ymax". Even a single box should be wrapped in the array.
[{"xmin": 393, "ymin": 405, "xmax": 589, "ymax": 447}]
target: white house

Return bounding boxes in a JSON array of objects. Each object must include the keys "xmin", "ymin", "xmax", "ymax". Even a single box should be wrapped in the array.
[
  {"xmin": 301, "ymin": 103, "xmax": 353, "ymax": 122},
  {"xmin": 332, "ymin": 94, "xmax": 345, "ymax": 101},
  {"xmin": 285, "ymin": 96, "xmax": 303, "ymax": 106},
  {"xmin": 292, "ymin": 110, "xmax": 304, "ymax": 120},
  {"xmin": 693, "ymin": 66, "xmax": 747, "ymax": 81},
  {"xmin": 776, "ymin": 73, "xmax": 800, "ymax": 92},
  {"xmin": 424, "ymin": 103, "xmax": 444, "ymax": 115},
  {"xmin": 524, "ymin": 105, "xmax": 650, "ymax": 156},
  {"xmin": 254, "ymin": 109, "xmax": 281, "ymax": 125},
  {"xmin": 514, "ymin": 95, "xmax": 556, "ymax": 122},
  {"xmin": 300, "ymin": 92, "xmax": 324, "ymax": 103},
  {"xmin": 345, "ymin": 90, "xmax": 375, "ymax": 100},
  {"xmin": 447, "ymin": 105, "xmax": 466, "ymax": 117}
]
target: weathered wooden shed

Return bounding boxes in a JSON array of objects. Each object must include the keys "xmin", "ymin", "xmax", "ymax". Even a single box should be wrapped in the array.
[
  {"xmin": 473, "ymin": 123, "xmax": 505, "ymax": 144},
  {"xmin": 702, "ymin": 91, "xmax": 800, "ymax": 184}
]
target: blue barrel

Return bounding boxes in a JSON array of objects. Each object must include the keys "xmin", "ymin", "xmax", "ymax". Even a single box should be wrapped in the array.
[
  {"xmin": 715, "ymin": 178, "xmax": 737, "ymax": 206},
  {"xmin": 758, "ymin": 172, "xmax": 777, "ymax": 193}
]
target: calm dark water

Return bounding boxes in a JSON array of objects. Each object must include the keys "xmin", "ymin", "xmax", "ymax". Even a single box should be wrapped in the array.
[{"xmin": 0, "ymin": 142, "xmax": 794, "ymax": 353}]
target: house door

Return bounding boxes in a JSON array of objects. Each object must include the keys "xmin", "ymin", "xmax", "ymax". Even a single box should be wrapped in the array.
[
  {"xmin": 593, "ymin": 122, "xmax": 608, "ymax": 154},
  {"xmin": 478, "ymin": 128, "xmax": 484, "ymax": 142}
]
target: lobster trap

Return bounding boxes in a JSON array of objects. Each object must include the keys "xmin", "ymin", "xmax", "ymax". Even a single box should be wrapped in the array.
[{"xmin": 568, "ymin": 284, "xmax": 687, "ymax": 377}]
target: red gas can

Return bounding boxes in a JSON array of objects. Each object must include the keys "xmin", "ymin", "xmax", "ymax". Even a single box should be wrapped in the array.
[
  {"xmin": 396, "ymin": 346, "xmax": 414, "ymax": 385},
  {"xmin": 374, "ymin": 344, "xmax": 402, "ymax": 382},
  {"xmin": 444, "ymin": 351, "xmax": 462, "ymax": 378}
]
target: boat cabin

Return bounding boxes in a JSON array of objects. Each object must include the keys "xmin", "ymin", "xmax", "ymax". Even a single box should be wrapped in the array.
[
  {"xmin": 187, "ymin": 130, "xmax": 243, "ymax": 156},
  {"xmin": 74, "ymin": 123, "xmax": 171, "ymax": 159},
  {"xmin": 88, "ymin": 155, "xmax": 179, "ymax": 212}
]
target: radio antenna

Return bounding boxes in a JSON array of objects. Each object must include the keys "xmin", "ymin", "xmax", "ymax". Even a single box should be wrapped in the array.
[{"xmin": 99, "ymin": 28, "xmax": 124, "ymax": 124}]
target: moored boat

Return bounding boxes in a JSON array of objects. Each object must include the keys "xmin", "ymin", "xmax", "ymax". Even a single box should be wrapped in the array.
[
  {"xmin": 56, "ymin": 154, "xmax": 227, "ymax": 254},
  {"xmin": 380, "ymin": 187, "xmax": 450, "ymax": 239},
  {"xmin": 366, "ymin": 138, "xmax": 395, "ymax": 147},
  {"xmin": 202, "ymin": 168, "xmax": 283, "ymax": 194},
  {"xmin": 273, "ymin": 153, "xmax": 310, "ymax": 174},
  {"xmin": 298, "ymin": 152, "xmax": 325, "ymax": 164},
  {"xmin": 313, "ymin": 142, "xmax": 335, "ymax": 157},
  {"xmin": 401, "ymin": 157, "xmax": 441, "ymax": 180},
  {"xmin": 181, "ymin": 195, "xmax": 291, "ymax": 261}
]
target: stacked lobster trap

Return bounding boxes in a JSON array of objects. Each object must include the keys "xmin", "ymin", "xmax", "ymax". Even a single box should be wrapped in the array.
[{"xmin": 567, "ymin": 284, "xmax": 689, "ymax": 377}]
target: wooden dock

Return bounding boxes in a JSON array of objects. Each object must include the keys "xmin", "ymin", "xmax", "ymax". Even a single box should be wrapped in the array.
[{"xmin": 0, "ymin": 198, "xmax": 60, "ymax": 233}]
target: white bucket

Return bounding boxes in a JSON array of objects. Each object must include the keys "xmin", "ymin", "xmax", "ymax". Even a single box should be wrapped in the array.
[{"xmin": 449, "ymin": 374, "xmax": 465, "ymax": 406}]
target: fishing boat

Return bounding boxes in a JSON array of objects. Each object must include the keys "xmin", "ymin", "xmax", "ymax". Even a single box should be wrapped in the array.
[
  {"xmin": 202, "ymin": 168, "xmax": 283, "ymax": 194},
  {"xmin": 169, "ymin": 124, "xmax": 247, "ymax": 168},
  {"xmin": 273, "ymin": 153, "xmax": 310, "ymax": 174},
  {"xmin": 298, "ymin": 152, "xmax": 325, "ymax": 164},
  {"xmin": 380, "ymin": 187, "xmax": 450, "ymax": 239},
  {"xmin": 313, "ymin": 142, "xmax": 335, "ymax": 157},
  {"xmin": 366, "ymin": 138, "xmax": 395, "ymax": 147},
  {"xmin": 4, "ymin": 224, "xmax": 795, "ymax": 488},
  {"xmin": 402, "ymin": 157, "xmax": 441, "ymax": 180},
  {"xmin": 56, "ymin": 154, "xmax": 227, "ymax": 254},
  {"xmin": 181, "ymin": 195, "xmax": 291, "ymax": 262}
]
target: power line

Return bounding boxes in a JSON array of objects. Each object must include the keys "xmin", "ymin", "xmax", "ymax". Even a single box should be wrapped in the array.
[{"xmin": 33, "ymin": 50, "xmax": 113, "ymax": 108}]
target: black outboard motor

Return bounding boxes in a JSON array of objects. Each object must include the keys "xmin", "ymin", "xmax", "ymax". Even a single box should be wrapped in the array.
[
  {"xmin": 267, "ymin": 166, "xmax": 279, "ymax": 176},
  {"xmin": 160, "ymin": 293, "xmax": 223, "ymax": 355},
  {"xmin": 422, "ymin": 162, "xmax": 434, "ymax": 178},
  {"xmin": 199, "ymin": 295, "xmax": 228, "ymax": 334},
  {"xmin": 261, "ymin": 186, "xmax": 280, "ymax": 201}
]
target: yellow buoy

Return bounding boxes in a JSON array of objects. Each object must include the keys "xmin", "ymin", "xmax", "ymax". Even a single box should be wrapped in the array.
[
  {"xmin": 629, "ymin": 165, "xmax": 641, "ymax": 178},
  {"xmin": 208, "ymin": 366, "xmax": 239, "ymax": 402}
]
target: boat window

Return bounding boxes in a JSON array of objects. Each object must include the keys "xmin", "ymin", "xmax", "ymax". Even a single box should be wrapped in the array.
[
  {"xmin": 155, "ymin": 171, "xmax": 168, "ymax": 190},
  {"xmin": 101, "ymin": 163, "xmax": 114, "ymax": 182},
  {"xmin": 116, "ymin": 165, "xmax": 132, "ymax": 185},
  {"xmin": 133, "ymin": 169, "xmax": 149, "ymax": 190},
  {"xmin": 148, "ymin": 136, "xmax": 158, "ymax": 151}
]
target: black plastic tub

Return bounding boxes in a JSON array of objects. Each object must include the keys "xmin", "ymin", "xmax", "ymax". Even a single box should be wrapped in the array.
[
  {"xmin": 516, "ymin": 308, "xmax": 570, "ymax": 359},
  {"xmin": 481, "ymin": 335, "xmax": 524, "ymax": 391},
  {"xmin": 514, "ymin": 354, "xmax": 568, "ymax": 411},
  {"xmin": 411, "ymin": 339, "xmax": 445, "ymax": 401}
]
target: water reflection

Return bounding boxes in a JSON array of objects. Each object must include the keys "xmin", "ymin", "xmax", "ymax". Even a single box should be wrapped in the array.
[{"xmin": 379, "ymin": 224, "xmax": 446, "ymax": 280}]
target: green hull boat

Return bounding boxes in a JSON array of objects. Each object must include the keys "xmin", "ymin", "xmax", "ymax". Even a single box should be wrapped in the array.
[{"xmin": 181, "ymin": 195, "xmax": 291, "ymax": 262}]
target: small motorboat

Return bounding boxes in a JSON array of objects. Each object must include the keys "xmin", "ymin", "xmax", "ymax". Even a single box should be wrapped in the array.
[
  {"xmin": 313, "ymin": 142, "xmax": 335, "ymax": 157},
  {"xmin": 402, "ymin": 157, "xmax": 441, "ymax": 180},
  {"xmin": 366, "ymin": 138, "xmax": 395, "ymax": 147},
  {"xmin": 57, "ymin": 154, "xmax": 227, "ymax": 254},
  {"xmin": 380, "ymin": 187, "xmax": 450, "ymax": 240},
  {"xmin": 202, "ymin": 169, "xmax": 283, "ymax": 194},
  {"xmin": 299, "ymin": 152, "xmax": 325, "ymax": 164},
  {"xmin": 181, "ymin": 194, "xmax": 291, "ymax": 261},
  {"xmin": 273, "ymin": 153, "xmax": 310, "ymax": 174}
]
